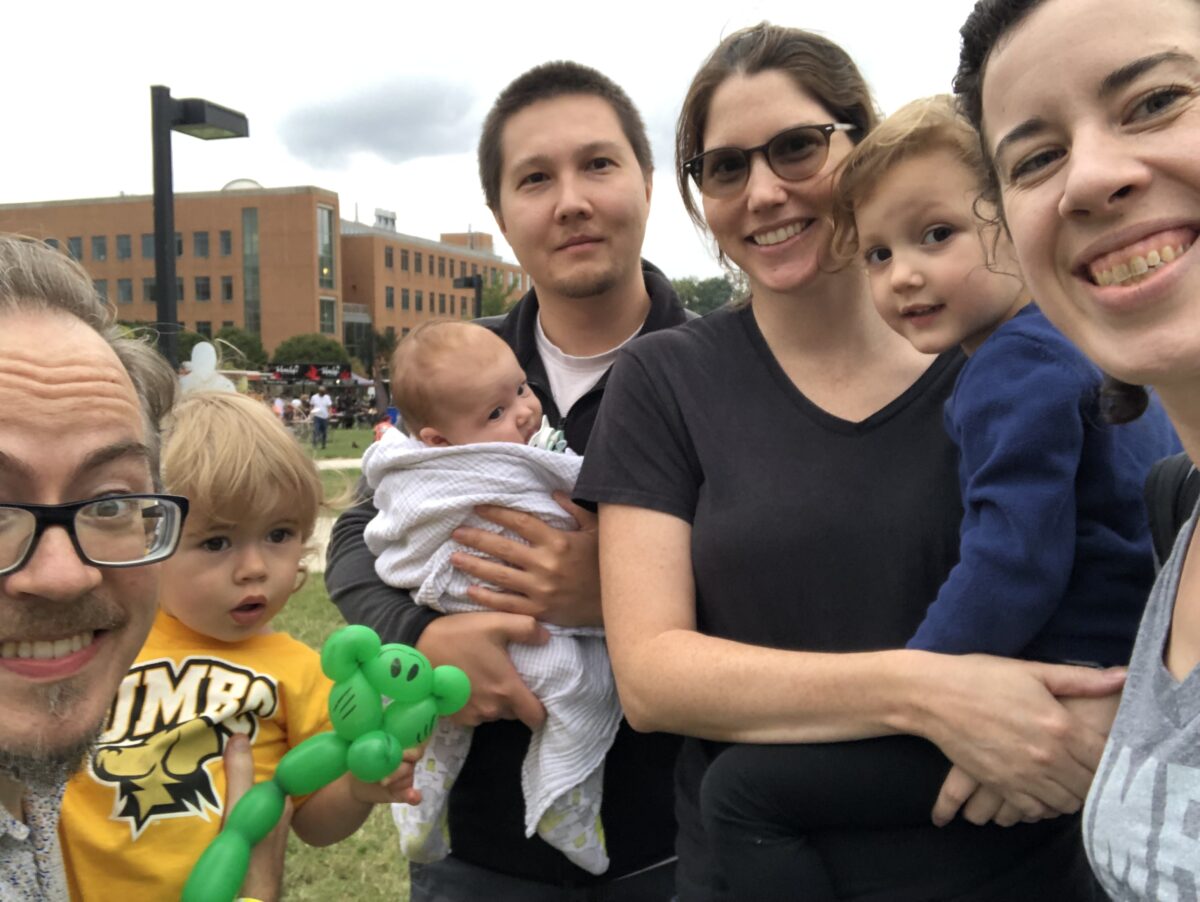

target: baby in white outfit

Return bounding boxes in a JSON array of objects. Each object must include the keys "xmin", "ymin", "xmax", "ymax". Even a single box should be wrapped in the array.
[{"xmin": 362, "ymin": 321, "xmax": 618, "ymax": 875}]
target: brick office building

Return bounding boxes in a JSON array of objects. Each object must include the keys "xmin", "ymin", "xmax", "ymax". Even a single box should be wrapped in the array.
[
  {"xmin": 0, "ymin": 187, "xmax": 525, "ymax": 363},
  {"xmin": 341, "ymin": 211, "xmax": 528, "ymax": 359}
]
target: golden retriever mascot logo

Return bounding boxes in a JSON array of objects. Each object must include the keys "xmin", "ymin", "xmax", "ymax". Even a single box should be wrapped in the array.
[
  {"xmin": 89, "ymin": 655, "xmax": 278, "ymax": 837},
  {"xmin": 91, "ymin": 718, "xmax": 227, "ymax": 836}
]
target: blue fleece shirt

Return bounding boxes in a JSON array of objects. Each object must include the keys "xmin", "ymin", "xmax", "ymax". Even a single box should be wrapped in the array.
[{"xmin": 907, "ymin": 304, "xmax": 1180, "ymax": 666}]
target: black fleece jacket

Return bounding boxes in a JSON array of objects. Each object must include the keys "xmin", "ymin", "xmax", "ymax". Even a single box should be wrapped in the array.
[{"xmin": 324, "ymin": 261, "xmax": 687, "ymax": 885}]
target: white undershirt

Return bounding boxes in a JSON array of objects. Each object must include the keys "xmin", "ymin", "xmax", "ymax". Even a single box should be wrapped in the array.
[{"xmin": 534, "ymin": 314, "xmax": 645, "ymax": 416}]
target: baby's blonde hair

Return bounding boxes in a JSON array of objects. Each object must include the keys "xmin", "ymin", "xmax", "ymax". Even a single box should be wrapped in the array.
[
  {"xmin": 831, "ymin": 94, "xmax": 988, "ymax": 264},
  {"xmin": 390, "ymin": 321, "xmax": 506, "ymax": 433},
  {"xmin": 162, "ymin": 391, "xmax": 323, "ymax": 539}
]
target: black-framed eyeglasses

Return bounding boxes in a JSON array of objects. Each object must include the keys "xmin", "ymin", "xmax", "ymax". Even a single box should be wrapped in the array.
[
  {"xmin": 0, "ymin": 495, "xmax": 189, "ymax": 576},
  {"xmin": 683, "ymin": 123, "xmax": 858, "ymax": 198}
]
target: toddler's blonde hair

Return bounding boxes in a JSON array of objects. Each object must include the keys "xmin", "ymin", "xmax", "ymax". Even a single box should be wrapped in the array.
[
  {"xmin": 162, "ymin": 391, "xmax": 323, "ymax": 540},
  {"xmin": 831, "ymin": 94, "xmax": 987, "ymax": 264}
]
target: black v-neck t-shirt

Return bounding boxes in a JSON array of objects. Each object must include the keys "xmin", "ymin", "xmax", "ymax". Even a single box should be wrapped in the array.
[{"xmin": 578, "ymin": 303, "xmax": 964, "ymax": 654}]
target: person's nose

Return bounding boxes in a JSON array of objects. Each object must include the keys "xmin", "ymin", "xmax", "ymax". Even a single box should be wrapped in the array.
[
  {"xmin": 889, "ymin": 254, "xmax": 926, "ymax": 295},
  {"xmin": 233, "ymin": 544, "xmax": 268, "ymax": 584},
  {"xmin": 555, "ymin": 172, "xmax": 594, "ymax": 223},
  {"xmin": 1058, "ymin": 126, "xmax": 1149, "ymax": 221},
  {"xmin": 518, "ymin": 396, "xmax": 539, "ymax": 427},
  {"xmin": 745, "ymin": 153, "xmax": 788, "ymax": 214},
  {"xmin": 3, "ymin": 526, "xmax": 103, "ymax": 603}
]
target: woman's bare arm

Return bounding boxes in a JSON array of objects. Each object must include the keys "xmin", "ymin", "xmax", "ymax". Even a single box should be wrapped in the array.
[{"xmin": 600, "ymin": 503, "xmax": 1125, "ymax": 811}]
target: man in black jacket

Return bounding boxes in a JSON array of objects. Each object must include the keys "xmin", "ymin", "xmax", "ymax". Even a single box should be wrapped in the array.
[{"xmin": 325, "ymin": 61, "xmax": 688, "ymax": 900}]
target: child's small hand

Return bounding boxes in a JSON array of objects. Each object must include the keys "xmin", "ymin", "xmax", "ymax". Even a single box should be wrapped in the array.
[{"xmin": 348, "ymin": 745, "xmax": 423, "ymax": 806}]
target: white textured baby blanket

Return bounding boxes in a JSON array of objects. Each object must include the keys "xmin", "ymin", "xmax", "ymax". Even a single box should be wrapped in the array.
[{"xmin": 362, "ymin": 429, "xmax": 621, "ymax": 865}]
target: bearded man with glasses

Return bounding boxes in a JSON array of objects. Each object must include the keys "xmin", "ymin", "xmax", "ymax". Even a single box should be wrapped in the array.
[{"xmin": 0, "ymin": 235, "xmax": 178, "ymax": 900}]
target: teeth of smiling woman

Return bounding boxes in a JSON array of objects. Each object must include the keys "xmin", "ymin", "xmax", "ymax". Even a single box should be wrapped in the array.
[
  {"xmin": 1091, "ymin": 236, "xmax": 1192, "ymax": 286},
  {"xmin": 0, "ymin": 631, "xmax": 94, "ymax": 660},
  {"xmin": 753, "ymin": 222, "xmax": 803, "ymax": 247}
]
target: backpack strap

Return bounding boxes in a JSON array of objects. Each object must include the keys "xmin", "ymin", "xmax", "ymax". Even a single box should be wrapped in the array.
[{"xmin": 1145, "ymin": 452, "xmax": 1200, "ymax": 565}]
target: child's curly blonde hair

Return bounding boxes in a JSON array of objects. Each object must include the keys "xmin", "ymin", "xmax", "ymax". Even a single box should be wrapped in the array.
[
  {"xmin": 162, "ymin": 391, "xmax": 323, "ymax": 540},
  {"xmin": 830, "ymin": 94, "xmax": 988, "ymax": 266}
]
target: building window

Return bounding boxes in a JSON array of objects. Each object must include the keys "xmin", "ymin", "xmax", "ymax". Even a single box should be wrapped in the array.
[
  {"xmin": 385, "ymin": 286, "xmax": 395, "ymax": 309},
  {"xmin": 176, "ymin": 277, "xmax": 184, "ymax": 302},
  {"xmin": 471, "ymin": 263, "xmax": 478, "ymax": 276},
  {"xmin": 438, "ymin": 256, "xmax": 445, "ymax": 278},
  {"xmin": 93, "ymin": 279, "xmax": 108, "ymax": 300},
  {"xmin": 459, "ymin": 261, "xmax": 466, "ymax": 278},
  {"xmin": 219, "ymin": 230, "xmax": 233, "ymax": 256},
  {"xmin": 386, "ymin": 326, "xmax": 396, "ymax": 340},
  {"xmin": 175, "ymin": 232, "xmax": 183, "ymax": 257},
  {"xmin": 438, "ymin": 293, "xmax": 446, "ymax": 314},
  {"xmin": 401, "ymin": 327, "xmax": 410, "ymax": 337},
  {"xmin": 116, "ymin": 234, "xmax": 132, "ymax": 260},
  {"xmin": 222, "ymin": 320, "xmax": 234, "ymax": 329},
  {"xmin": 195, "ymin": 276, "xmax": 211, "ymax": 302},
  {"xmin": 415, "ymin": 290, "xmax": 423, "ymax": 312},
  {"xmin": 91, "ymin": 236, "xmax": 107, "ymax": 261},
  {"xmin": 117, "ymin": 278, "xmax": 133, "ymax": 305},
  {"xmin": 319, "ymin": 297, "xmax": 336, "ymax": 335},
  {"xmin": 44, "ymin": 238, "xmax": 59, "ymax": 250},
  {"xmin": 221, "ymin": 275, "xmax": 233, "ymax": 302},
  {"xmin": 384, "ymin": 247, "xmax": 394, "ymax": 268},
  {"xmin": 415, "ymin": 252, "xmax": 423, "ymax": 274},
  {"xmin": 242, "ymin": 208, "xmax": 261, "ymax": 335},
  {"xmin": 401, "ymin": 249, "xmax": 409, "ymax": 271},
  {"xmin": 318, "ymin": 206, "xmax": 335, "ymax": 289},
  {"xmin": 450, "ymin": 296, "xmax": 456, "ymax": 315},
  {"xmin": 194, "ymin": 231, "xmax": 210, "ymax": 258},
  {"xmin": 141, "ymin": 233, "xmax": 154, "ymax": 259},
  {"xmin": 143, "ymin": 278, "xmax": 156, "ymax": 303},
  {"xmin": 461, "ymin": 302, "xmax": 470, "ymax": 319},
  {"xmin": 401, "ymin": 288, "xmax": 410, "ymax": 311},
  {"xmin": 196, "ymin": 321, "xmax": 212, "ymax": 338},
  {"xmin": 68, "ymin": 237, "xmax": 82, "ymax": 260}
]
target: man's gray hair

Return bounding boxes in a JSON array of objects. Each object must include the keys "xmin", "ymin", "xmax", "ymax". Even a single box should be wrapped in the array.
[{"xmin": 0, "ymin": 235, "xmax": 176, "ymax": 479}]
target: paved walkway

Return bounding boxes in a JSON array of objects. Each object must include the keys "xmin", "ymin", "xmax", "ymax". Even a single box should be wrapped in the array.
[
  {"xmin": 316, "ymin": 457, "xmax": 362, "ymax": 470},
  {"xmin": 311, "ymin": 459, "xmax": 361, "ymax": 573}
]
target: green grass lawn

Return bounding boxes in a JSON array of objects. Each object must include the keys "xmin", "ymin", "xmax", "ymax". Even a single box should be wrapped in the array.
[
  {"xmin": 272, "ymin": 579, "xmax": 411, "ymax": 901},
  {"xmin": 304, "ymin": 426, "xmax": 374, "ymax": 461}
]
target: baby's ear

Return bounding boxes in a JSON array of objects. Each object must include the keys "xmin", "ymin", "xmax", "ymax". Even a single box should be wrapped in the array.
[{"xmin": 417, "ymin": 426, "xmax": 451, "ymax": 447}]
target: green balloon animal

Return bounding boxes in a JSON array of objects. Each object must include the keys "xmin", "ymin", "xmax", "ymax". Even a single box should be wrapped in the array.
[{"xmin": 181, "ymin": 625, "xmax": 470, "ymax": 902}]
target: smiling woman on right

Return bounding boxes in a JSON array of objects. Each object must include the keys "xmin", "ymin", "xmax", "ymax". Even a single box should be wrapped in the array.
[{"xmin": 957, "ymin": 0, "xmax": 1200, "ymax": 896}]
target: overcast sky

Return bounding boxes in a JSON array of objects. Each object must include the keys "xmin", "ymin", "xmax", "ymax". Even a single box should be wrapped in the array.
[{"xmin": 4, "ymin": 0, "xmax": 977, "ymax": 280}]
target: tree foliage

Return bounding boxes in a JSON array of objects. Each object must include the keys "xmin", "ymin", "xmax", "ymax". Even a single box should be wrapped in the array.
[
  {"xmin": 213, "ymin": 326, "xmax": 268, "ymax": 368},
  {"xmin": 366, "ymin": 328, "xmax": 398, "ymax": 379},
  {"xmin": 271, "ymin": 333, "xmax": 350, "ymax": 365},
  {"xmin": 481, "ymin": 272, "xmax": 520, "ymax": 317},
  {"xmin": 671, "ymin": 274, "xmax": 740, "ymax": 315}
]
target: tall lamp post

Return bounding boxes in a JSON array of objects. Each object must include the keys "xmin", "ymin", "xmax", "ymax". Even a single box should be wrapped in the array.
[
  {"xmin": 452, "ymin": 273, "xmax": 484, "ymax": 319},
  {"xmin": 151, "ymin": 85, "xmax": 249, "ymax": 367}
]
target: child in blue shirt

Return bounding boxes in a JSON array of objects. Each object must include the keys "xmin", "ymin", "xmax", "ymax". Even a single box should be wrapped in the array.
[{"xmin": 700, "ymin": 95, "xmax": 1180, "ymax": 901}]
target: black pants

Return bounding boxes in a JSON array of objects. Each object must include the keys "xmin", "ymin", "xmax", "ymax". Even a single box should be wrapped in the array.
[{"xmin": 699, "ymin": 736, "xmax": 1099, "ymax": 902}]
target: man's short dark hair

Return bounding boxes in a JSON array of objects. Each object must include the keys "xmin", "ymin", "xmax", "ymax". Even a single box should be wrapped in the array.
[{"xmin": 478, "ymin": 61, "xmax": 654, "ymax": 212}]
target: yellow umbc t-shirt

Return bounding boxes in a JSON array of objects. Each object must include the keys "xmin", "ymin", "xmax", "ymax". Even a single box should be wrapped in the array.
[{"xmin": 59, "ymin": 610, "xmax": 333, "ymax": 901}]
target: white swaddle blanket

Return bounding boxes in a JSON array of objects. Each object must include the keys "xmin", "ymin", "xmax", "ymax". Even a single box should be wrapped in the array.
[{"xmin": 362, "ymin": 428, "xmax": 621, "ymax": 868}]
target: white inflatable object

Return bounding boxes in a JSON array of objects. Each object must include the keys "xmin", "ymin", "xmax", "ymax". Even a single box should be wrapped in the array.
[{"xmin": 178, "ymin": 341, "xmax": 236, "ymax": 395}]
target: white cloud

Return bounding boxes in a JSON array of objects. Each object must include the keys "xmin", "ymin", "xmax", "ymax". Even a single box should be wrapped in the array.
[{"xmin": 3, "ymin": 0, "xmax": 977, "ymax": 280}]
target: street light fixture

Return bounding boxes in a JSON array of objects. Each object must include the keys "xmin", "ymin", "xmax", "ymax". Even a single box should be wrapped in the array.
[
  {"xmin": 452, "ymin": 273, "xmax": 483, "ymax": 319},
  {"xmin": 151, "ymin": 85, "xmax": 249, "ymax": 367}
]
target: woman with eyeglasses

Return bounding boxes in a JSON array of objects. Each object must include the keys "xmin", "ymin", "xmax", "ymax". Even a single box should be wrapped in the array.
[{"xmin": 575, "ymin": 22, "xmax": 1122, "ymax": 900}]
